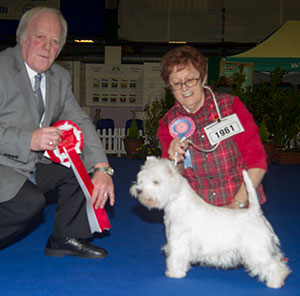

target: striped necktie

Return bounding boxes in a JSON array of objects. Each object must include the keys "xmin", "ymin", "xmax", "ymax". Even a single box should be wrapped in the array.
[{"xmin": 34, "ymin": 73, "xmax": 45, "ymax": 121}]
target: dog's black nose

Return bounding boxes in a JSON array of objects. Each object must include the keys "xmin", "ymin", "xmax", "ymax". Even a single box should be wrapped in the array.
[{"xmin": 136, "ymin": 188, "xmax": 142, "ymax": 195}]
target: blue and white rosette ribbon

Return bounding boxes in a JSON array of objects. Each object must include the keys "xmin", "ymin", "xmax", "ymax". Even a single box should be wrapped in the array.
[{"xmin": 169, "ymin": 117, "xmax": 196, "ymax": 168}]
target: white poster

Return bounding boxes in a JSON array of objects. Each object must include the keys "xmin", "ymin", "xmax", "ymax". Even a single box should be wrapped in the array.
[
  {"xmin": 85, "ymin": 64, "xmax": 143, "ymax": 108},
  {"xmin": 143, "ymin": 63, "xmax": 166, "ymax": 107},
  {"xmin": 0, "ymin": 0, "xmax": 60, "ymax": 20},
  {"xmin": 56, "ymin": 61, "xmax": 86, "ymax": 106}
]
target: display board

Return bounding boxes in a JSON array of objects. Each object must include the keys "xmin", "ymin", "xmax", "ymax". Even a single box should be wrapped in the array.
[
  {"xmin": 58, "ymin": 62, "xmax": 166, "ymax": 110},
  {"xmin": 85, "ymin": 64, "xmax": 143, "ymax": 107}
]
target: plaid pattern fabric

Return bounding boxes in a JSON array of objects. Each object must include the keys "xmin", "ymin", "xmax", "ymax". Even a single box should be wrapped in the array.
[{"xmin": 160, "ymin": 90, "xmax": 266, "ymax": 206}]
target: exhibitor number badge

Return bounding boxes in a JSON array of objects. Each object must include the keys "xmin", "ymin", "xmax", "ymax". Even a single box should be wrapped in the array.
[{"xmin": 203, "ymin": 114, "xmax": 244, "ymax": 146}]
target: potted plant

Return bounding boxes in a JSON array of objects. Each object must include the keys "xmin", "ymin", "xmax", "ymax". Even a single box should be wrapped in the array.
[
  {"xmin": 271, "ymin": 85, "xmax": 300, "ymax": 164},
  {"xmin": 253, "ymin": 68, "xmax": 300, "ymax": 163},
  {"xmin": 132, "ymin": 143, "xmax": 161, "ymax": 160},
  {"xmin": 232, "ymin": 66, "xmax": 300, "ymax": 164},
  {"xmin": 137, "ymin": 88, "xmax": 175, "ymax": 160},
  {"xmin": 232, "ymin": 65, "xmax": 275, "ymax": 163},
  {"xmin": 123, "ymin": 112, "xmax": 144, "ymax": 158}
]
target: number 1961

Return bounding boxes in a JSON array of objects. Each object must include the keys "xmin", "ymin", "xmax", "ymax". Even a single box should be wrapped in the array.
[{"xmin": 215, "ymin": 125, "xmax": 235, "ymax": 139}]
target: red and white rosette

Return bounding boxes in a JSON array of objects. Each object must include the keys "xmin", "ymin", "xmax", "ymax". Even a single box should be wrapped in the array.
[{"xmin": 44, "ymin": 120, "xmax": 111, "ymax": 233}]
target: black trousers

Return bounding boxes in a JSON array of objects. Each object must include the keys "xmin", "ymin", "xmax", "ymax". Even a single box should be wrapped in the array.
[{"xmin": 0, "ymin": 162, "xmax": 92, "ymax": 248}]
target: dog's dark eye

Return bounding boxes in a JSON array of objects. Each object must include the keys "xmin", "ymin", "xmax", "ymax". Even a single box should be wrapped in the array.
[{"xmin": 153, "ymin": 180, "xmax": 159, "ymax": 185}]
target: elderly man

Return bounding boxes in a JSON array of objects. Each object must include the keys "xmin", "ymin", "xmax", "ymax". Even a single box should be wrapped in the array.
[{"xmin": 0, "ymin": 7, "xmax": 115, "ymax": 258}]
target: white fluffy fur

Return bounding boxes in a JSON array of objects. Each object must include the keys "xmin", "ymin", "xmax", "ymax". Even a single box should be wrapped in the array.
[{"xmin": 130, "ymin": 156, "xmax": 291, "ymax": 288}]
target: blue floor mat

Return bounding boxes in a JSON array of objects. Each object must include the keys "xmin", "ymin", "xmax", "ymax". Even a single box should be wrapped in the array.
[{"xmin": 0, "ymin": 159, "xmax": 299, "ymax": 296}]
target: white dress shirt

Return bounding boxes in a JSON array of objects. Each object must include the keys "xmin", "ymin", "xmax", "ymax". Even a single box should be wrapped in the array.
[{"xmin": 24, "ymin": 62, "xmax": 46, "ymax": 124}]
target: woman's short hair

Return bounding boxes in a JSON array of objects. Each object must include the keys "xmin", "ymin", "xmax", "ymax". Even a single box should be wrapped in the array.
[
  {"xmin": 16, "ymin": 7, "xmax": 68, "ymax": 54},
  {"xmin": 160, "ymin": 45, "xmax": 207, "ymax": 85}
]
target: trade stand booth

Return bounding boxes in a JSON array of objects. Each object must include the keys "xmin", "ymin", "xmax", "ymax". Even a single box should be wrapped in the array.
[{"xmin": 225, "ymin": 20, "xmax": 300, "ymax": 85}]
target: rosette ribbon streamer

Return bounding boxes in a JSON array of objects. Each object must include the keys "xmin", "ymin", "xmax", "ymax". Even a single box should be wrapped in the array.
[
  {"xmin": 45, "ymin": 120, "xmax": 111, "ymax": 233},
  {"xmin": 169, "ymin": 117, "xmax": 196, "ymax": 168}
]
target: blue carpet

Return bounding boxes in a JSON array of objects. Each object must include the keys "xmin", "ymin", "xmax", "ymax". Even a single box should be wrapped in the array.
[{"xmin": 0, "ymin": 159, "xmax": 299, "ymax": 296}]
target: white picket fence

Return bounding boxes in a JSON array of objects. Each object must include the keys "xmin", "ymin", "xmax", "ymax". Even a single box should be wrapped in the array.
[{"xmin": 97, "ymin": 128, "xmax": 144, "ymax": 157}]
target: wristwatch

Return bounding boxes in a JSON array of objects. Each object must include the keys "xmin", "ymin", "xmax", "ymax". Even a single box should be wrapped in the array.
[
  {"xmin": 94, "ymin": 166, "xmax": 114, "ymax": 177},
  {"xmin": 233, "ymin": 199, "xmax": 246, "ymax": 209}
]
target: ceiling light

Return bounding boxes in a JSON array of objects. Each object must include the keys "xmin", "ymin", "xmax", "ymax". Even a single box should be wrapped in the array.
[
  {"xmin": 168, "ymin": 41, "xmax": 187, "ymax": 44},
  {"xmin": 74, "ymin": 39, "xmax": 94, "ymax": 43}
]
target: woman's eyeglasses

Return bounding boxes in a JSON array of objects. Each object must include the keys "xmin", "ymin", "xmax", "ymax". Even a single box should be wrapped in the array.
[{"xmin": 168, "ymin": 77, "xmax": 201, "ymax": 91}]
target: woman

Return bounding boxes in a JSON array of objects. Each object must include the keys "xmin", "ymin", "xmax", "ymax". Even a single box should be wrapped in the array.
[{"xmin": 157, "ymin": 46, "xmax": 267, "ymax": 209}]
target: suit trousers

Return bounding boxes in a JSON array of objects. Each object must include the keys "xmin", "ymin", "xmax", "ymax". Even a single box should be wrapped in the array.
[{"xmin": 0, "ymin": 162, "xmax": 92, "ymax": 248}]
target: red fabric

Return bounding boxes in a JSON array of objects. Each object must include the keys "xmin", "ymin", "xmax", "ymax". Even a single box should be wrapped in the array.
[
  {"xmin": 46, "ymin": 120, "xmax": 84, "ymax": 166},
  {"xmin": 232, "ymin": 97, "xmax": 267, "ymax": 171},
  {"xmin": 46, "ymin": 120, "xmax": 111, "ymax": 232},
  {"xmin": 67, "ymin": 148, "xmax": 111, "ymax": 231},
  {"xmin": 158, "ymin": 91, "xmax": 267, "ymax": 206}
]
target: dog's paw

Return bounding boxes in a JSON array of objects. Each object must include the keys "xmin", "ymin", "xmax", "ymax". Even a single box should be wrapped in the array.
[
  {"xmin": 265, "ymin": 268, "xmax": 291, "ymax": 289},
  {"xmin": 266, "ymin": 279, "xmax": 284, "ymax": 289},
  {"xmin": 165, "ymin": 269, "xmax": 186, "ymax": 278}
]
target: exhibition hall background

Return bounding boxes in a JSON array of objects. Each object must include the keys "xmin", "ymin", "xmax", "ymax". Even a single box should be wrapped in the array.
[{"xmin": 1, "ymin": 0, "xmax": 299, "ymax": 128}]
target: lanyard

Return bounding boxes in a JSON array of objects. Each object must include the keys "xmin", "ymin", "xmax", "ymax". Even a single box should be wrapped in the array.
[
  {"xmin": 203, "ymin": 86, "xmax": 223, "ymax": 121},
  {"xmin": 188, "ymin": 87, "xmax": 244, "ymax": 152}
]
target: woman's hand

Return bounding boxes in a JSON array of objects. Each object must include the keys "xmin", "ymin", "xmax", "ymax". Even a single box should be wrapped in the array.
[
  {"xmin": 225, "ymin": 168, "xmax": 266, "ymax": 209},
  {"xmin": 168, "ymin": 138, "xmax": 188, "ymax": 163}
]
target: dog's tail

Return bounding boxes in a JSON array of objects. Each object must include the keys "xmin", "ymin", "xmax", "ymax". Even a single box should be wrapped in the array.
[{"xmin": 242, "ymin": 170, "xmax": 260, "ymax": 211}]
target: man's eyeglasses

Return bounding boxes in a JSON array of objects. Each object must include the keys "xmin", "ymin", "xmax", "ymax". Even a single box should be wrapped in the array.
[{"xmin": 168, "ymin": 77, "xmax": 201, "ymax": 91}]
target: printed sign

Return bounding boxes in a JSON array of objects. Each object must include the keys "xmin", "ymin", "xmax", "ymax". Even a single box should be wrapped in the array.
[
  {"xmin": 204, "ymin": 114, "xmax": 244, "ymax": 146},
  {"xmin": 219, "ymin": 61, "xmax": 254, "ymax": 90}
]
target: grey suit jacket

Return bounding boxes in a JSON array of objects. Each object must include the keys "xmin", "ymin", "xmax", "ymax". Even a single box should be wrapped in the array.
[{"xmin": 0, "ymin": 45, "xmax": 108, "ymax": 202}]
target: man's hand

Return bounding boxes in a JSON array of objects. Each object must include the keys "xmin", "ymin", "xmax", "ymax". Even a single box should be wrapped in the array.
[
  {"xmin": 30, "ymin": 127, "xmax": 62, "ymax": 151},
  {"xmin": 91, "ymin": 170, "xmax": 115, "ymax": 209}
]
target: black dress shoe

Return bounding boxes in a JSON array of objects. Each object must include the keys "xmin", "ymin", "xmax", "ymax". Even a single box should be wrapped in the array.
[{"xmin": 44, "ymin": 235, "xmax": 108, "ymax": 258}]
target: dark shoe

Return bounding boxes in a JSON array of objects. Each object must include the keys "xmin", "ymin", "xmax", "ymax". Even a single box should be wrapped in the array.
[{"xmin": 44, "ymin": 235, "xmax": 108, "ymax": 258}]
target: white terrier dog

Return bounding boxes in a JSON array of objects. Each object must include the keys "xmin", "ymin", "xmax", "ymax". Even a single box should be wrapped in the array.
[{"xmin": 130, "ymin": 157, "xmax": 291, "ymax": 288}]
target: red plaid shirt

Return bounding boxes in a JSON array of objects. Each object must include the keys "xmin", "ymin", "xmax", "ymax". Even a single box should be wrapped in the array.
[{"xmin": 158, "ymin": 90, "xmax": 267, "ymax": 206}]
